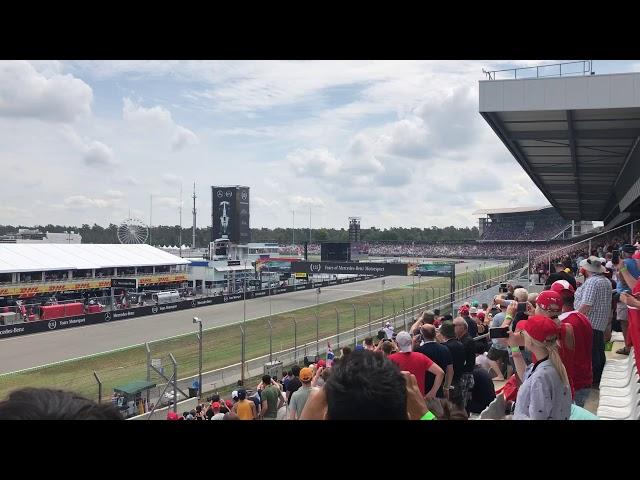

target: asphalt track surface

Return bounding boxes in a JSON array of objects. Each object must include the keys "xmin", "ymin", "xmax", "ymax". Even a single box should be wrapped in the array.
[{"xmin": 0, "ymin": 259, "xmax": 506, "ymax": 374}]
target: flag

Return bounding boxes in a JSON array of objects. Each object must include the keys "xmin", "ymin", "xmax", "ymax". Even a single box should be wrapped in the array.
[{"xmin": 326, "ymin": 342, "xmax": 334, "ymax": 368}]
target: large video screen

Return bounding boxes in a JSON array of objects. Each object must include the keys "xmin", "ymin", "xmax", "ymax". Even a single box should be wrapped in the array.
[
  {"xmin": 321, "ymin": 242, "xmax": 351, "ymax": 262},
  {"xmin": 413, "ymin": 263, "xmax": 454, "ymax": 276}
]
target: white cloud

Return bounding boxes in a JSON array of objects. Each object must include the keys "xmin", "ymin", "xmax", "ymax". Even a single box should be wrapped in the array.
[
  {"xmin": 83, "ymin": 141, "xmax": 117, "ymax": 167},
  {"xmin": 254, "ymin": 197, "xmax": 280, "ymax": 208},
  {"xmin": 122, "ymin": 97, "xmax": 198, "ymax": 152},
  {"xmin": 171, "ymin": 125, "xmax": 198, "ymax": 151},
  {"xmin": 63, "ymin": 195, "xmax": 120, "ymax": 209},
  {"xmin": 0, "ymin": 61, "xmax": 92, "ymax": 123},
  {"xmin": 162, "ymin": 173, "xmax": 182, "ymax": 185},
  {"xmin": 105, "ymin": 190, "xmax": 125, "ymax": 198},
  {"xmin": 287, "ymin": 148, "xmax": 342, "ymax": 177},
  {"xmin": 154, "ymin": 196, "xmax": 180, "ymax": 208},
  {"xmin": 289, "ymin": 196, "xmax": 326, "ymax": 208}
]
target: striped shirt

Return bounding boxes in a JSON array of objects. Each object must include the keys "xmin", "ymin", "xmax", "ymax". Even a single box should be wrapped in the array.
[{"xmin": 574, "ymin": 274, "xmax": 612, "ymax": 332}]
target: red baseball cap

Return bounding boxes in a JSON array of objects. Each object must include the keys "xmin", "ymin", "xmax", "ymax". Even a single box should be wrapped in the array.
[
  {"xmin": 535, "ymin": 290, "xmax": 563, "ymax": 313},
  {"xmin": 477, "ymin": 311, "xmax": 485, "ymax": 320},
  {"xmin": 459, "ymin": 306, "xmax": 470, "ymax": 316},
  {"xmin": 633, "ymin": 250, "xmax": 640, "ymax": 260},
  {"xmin": 225, "ymin": 399, "xmax": 233, "ymax": 409},
  {"xmin": 212, "ymin": 402, "xmax": 220, "ymax": 409},
  {"xmin": 550, "ymin": 279, "xmax": 575, "ymax": 295},
  {"xmin": 317, "ymin": 359, "xmax": 326, "ymax": 368},
  {"xmin": 516, "ymin": 315, "xmax": 560, "ymax": 343},
  {"xmin": 166, "ymin": 411, "xmax": 180, "ymax": 420}
]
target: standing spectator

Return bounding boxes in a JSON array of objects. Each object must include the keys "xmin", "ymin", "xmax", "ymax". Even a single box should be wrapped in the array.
[
  {"xmin": 574, "ymin": 256, "xmax": 614, "ymax": 388},
  {"xmin": 416, "ymin": 324, "xmax": 453, "ymax": 399},
  {"xmin": 527, "ymin": 290, "xmax": 577, "ymax": 398},
  {"xmin": 209, "ymin": 402, "xmax": 225, "ymax": 420},
  {"xmin": 389, "ymin": 331, "xmax": 444, "ymax": 399},
  {"xmin": 363, "ymin": 337, "xmax": 375, "ymax": 351},
  {"xmin": 286, "ymin": 365, "xmax": 302, "ymax": 405},
  {"xmin": 289, "ymin": 367, "xmax": 315, "ymax": 420},
  {"xmin": 281, "ymin": 371, "xmax": 293, "ymax": 393},
  {"xmin": 613, "ymin": 244, "xmax": 639, "ymax": 355},
  {"xmin": 383, "ymin": 321, "xmax": 394, "ymax": 339},
  {"xmin": 508, "ymin": 315, "xmax": 572, "ymax": 420},
  {"xmin": 259, "ymin": 375, "xmax": 285, "ymax": 420},
  {"xmin": 233, "ymin": 389, "xmax": 257, "ymax": 420},
  {"xmin": 469, "ymin": 364, "xmax": 496, "ymax": 415},
  {"xmin": 453, "ymin": 318, "xmax": 476, "ymax": 412},
  {"xmin": 551, "ymin": 280, "xmax": 593, "ymax": 407},
  {"xmin": 437, "ymin": 321, "xmax": 466, "ymax": 408},
  {"xmin": 459, "ymin": 306, "xmax": 478, "ymax": 338}
]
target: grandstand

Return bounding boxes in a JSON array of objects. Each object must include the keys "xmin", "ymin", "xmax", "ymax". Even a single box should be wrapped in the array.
[{"xmin": 473, "ymin": 205, "xmax": 593, "ymax": 241}]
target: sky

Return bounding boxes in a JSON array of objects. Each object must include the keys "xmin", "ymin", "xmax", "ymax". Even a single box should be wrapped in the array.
[{"xmin": 0, "ymin": 60, "xmax": 637, "ymax": 231}]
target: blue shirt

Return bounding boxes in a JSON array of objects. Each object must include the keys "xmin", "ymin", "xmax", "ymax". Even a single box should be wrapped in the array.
[
  {"xmin": 514, "ymin": 359, "xmax": 572, "ymax": 420},
  {"xmin": 616, "ymin": 258, "xmax": 640, "ymax": 293}
]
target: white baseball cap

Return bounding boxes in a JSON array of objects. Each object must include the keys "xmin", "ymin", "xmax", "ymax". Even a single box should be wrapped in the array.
[
  {"xmin": 231, "ymin": 390, "xmax": 238, "ymax": 400},
  {"xmin": 395, "ymin": 331, "xmax": 413, "ymax": 353}
]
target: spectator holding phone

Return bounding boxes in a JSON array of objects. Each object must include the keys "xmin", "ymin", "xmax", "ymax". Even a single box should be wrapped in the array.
[
  {"xmin": 507, "ymin": 315, "xmax": 572, "ymax": 420},
  {"xmin": 613, "ymin": 244, "xmax": 640, "ymax": 355}
]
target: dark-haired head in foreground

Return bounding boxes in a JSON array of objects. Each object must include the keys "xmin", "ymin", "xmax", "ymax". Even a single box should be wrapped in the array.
[
  {"xmin": 323, "ymin": 349, "xmax": 406, "ymax": 420},
  {"xmin": 0, "ymin": 388, "xmax": 123, "ymax": 420}
]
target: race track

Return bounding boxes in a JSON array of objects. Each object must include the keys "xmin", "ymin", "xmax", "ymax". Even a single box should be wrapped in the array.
[{"xmin": 0, "ymin": 259, "xmax": 506, "ymax": 374}]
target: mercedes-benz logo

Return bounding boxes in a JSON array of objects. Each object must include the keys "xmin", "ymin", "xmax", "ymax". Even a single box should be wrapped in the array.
[
  {"xmin": 310, "ymin": 263, "xmax": 321, "ymax": 272},
  {"xmin": 223, "ymin": 296, "xmax": 229, "ymax": 302},
  {"xmin": 104, "ymin": 313, "xmax": 111, "ymax": 321},
  {"xmin": 241, "ymin": 191, "xmax": 248, "ymax": 200},
  {"xmin": 191, "ymin": 300, "xmax": 196, "ymax": 308},
  {"xmin": 48, "ymin": 320, "xmax": 57, "ymax": 330},
  {"xmin": 225, "ymin": 191, "xmax": 232, "ymax": 198},
  {"xmin": 217, "ymin": 190, "xmax": 223, "ymax": 198},
  {"xmin": 151, "ymin": 306, "xmax": 159, "ymax": 314}
]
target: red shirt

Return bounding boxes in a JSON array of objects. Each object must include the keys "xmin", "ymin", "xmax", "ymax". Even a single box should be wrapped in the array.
[
  {"xmin": 559, "ymin": 311, "xmax": 593, "ymax": 391},
  {"xmin": 389, "ymin": 351, "xmax": 434, "ymax": 395}
]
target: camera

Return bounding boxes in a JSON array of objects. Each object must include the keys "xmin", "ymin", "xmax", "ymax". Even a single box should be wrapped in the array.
[{"xmin": 498, "ymin": 283, "xmax": 508, "ymax": 293}]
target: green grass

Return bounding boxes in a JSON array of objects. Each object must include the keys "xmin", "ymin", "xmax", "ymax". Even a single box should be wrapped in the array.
[{"xmin": 0, "ymin": 264, "xmax": 510, "ymax": 401}]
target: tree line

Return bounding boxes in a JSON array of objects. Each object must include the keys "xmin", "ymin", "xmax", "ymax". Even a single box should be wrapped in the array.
[{"xmin": 0, "ymin": 224, "xmax": 479, "ymax": 246}]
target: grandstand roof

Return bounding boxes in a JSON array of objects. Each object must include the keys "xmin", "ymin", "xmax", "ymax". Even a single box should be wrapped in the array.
[
  {"xmin": 472, "ymin": 205, "xmax": 553, "ymax": 216},
  {"xmin": 480, "ymin": 70, "xmax": 640, "ymax": 226},
  {"xmin": 0, "ymin": 244, "xmax": 190, "ymax": 274}
]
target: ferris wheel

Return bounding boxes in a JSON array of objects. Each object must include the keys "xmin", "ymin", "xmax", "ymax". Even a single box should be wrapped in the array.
[{"xmin": 117, "ymin": 218, "xmax": 149, "ymax": 244}]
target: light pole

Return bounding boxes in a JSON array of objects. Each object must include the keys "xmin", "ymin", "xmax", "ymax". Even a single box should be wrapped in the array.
[{"xmin": 192, "ymin": 317, "xmax": 203, "ymax": 398}]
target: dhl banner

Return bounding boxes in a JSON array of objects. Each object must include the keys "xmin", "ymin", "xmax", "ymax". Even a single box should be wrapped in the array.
[{"xmin": 0, "ymin": 274, "xmax": 189, "ymax": 298}]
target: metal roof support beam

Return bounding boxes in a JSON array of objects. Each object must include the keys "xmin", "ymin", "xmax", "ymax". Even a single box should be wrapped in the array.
[
  {"xmin": 566, "ymin": 110, "xmax": 582, "ymax": 218},
  {"xmin": 480, "ymin": 113, "xmax": 571, "ymax": 219},
  {"xmin": 601, "ymin": 135, "xmax": 640, "ymax": 221},
  {"xmin": 511, "ymin": 129, "xmax": 640, "ymax": 140}
]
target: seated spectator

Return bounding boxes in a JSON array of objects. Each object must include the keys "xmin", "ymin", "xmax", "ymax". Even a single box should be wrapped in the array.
[{"xmin": 0, "ymin": 388, "xmax": 123, "ymax": 420}]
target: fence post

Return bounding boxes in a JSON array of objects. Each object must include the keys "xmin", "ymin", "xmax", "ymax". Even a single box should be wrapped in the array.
[
  {"xmin": 239, "ymin": 326, "xmax": 245, "ymax": 385},
  {"xmin": 145, "ymin": 342, "xmax": 151, "ymax": 409},
  {"xmin": 402, "ymin": 297, "xmax": 407, "ymax": 331},
  {"xmin": 268, "ymin": 319, "xmax": 273, "ymax": 363},
  {"xmin": 368, "ymin": 303, "xmax": 372, "ymax": 337},
  {"xmin": 170, "ymin": 353, "xmax": 178, "ymax": 414},
  {"xmin": 335, "ymin": 307, "xmax": 340, "ymax": 349},
  {"xmin": 292, "ymin": 318, "xmax": 298, "ymax": 362},
  {"xmin": 392, "ymin": 301, "xmax": 396, "ymax": 329},
  {"xmin": 314, "ymin": 312, "xmax": 319, "ymax": 357},
  {"xmin": 352, "ymin": 304, "xmax": 357, "ymax": 349},
  {"xmin": 93, "ymin": 371, "xmax": 102, "ymax": 404}
]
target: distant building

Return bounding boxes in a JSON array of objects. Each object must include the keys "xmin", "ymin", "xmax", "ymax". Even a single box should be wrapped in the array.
[{"xmin": 0, "ymin": 229, "xmax": 82, "ymax": 244}]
